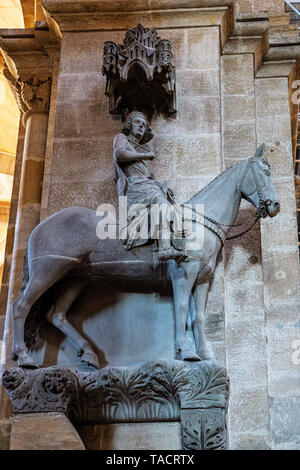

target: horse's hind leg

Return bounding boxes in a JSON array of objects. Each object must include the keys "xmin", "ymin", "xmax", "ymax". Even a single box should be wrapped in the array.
[
  {"xmin": 11, "ymin": 288, "xmax": 41, "ymax": 368},
  {"xmin": 192, "ymin": 282, "xmax": 215, "ymax": 361},
  {"xmin": 47, "ymin": 278, "xmax": 100, "ymax": 370},
  {"xmin": 12, "ymin": 257, "xmax": 78, "ymax": 368}
]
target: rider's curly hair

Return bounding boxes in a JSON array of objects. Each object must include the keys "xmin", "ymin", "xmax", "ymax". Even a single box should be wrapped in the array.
[{"xmin": 122, "ymin": 111, "xmax": 153, "ymax": 144}]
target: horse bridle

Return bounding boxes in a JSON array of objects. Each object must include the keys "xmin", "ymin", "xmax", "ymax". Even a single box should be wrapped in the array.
[
  {"xmin": 190, "ymin": 157, "xmax": 272, "ymax": 243},
  {"xmin": 238, "ymin": 157, "xmax": 272, "ymax": 216}
]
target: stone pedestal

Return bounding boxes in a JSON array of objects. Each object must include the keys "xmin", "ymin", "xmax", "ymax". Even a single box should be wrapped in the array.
[
  {"xmin": 2, "ymin": 360, "xmax": 229, "ymax": 450},
  {"xmin": 79, "ymin": 422, "xmax": 182, "ymax": 450}
]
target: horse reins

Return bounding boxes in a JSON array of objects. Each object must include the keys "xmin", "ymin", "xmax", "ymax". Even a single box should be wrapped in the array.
[{"xmin": 126, "ymin": 139, "xmax": 271, "ymax": 243}]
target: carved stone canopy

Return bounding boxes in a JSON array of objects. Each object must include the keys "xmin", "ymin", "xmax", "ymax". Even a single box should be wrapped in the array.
[{"xmin": 102, "ymin": 24, "xmax": 176, "ymax": 117}]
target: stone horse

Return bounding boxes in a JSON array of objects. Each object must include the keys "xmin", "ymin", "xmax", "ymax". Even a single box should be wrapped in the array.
[{"xmin": 11, "ymin": 144, "xmax": 280, "ymax": 369}]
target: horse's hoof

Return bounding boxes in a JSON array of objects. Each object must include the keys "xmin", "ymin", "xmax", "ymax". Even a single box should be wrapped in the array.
[
  {"xmin": 182, "ymin": 352, "xmax": 201, "ymax": 362},
  {"xmin": 176, "ymin": 344, "xmax": 201, "ymax": 362},
  {"xmin": 179, "ymin": 348, "xmax": 201, "ymax": 362},
  {"xmin": 19, "ymin": 363, "xmax": 39, "ymax": 370},
  {"xmin": 17, "ymin": 352, "xmax": 39, "ymax": 369},
  {"xmin": 81, "ymin": 350, "xmax": 100, "ymax": 370},
  {"xmin": 82, "ymin": 361, "xmax": 99, "ymax": 370}
]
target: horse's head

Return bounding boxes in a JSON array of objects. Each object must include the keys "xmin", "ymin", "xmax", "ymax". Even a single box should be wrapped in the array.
[{"xmin": 239, "ymin": 144, "xmax": 280, "ymax": 218}]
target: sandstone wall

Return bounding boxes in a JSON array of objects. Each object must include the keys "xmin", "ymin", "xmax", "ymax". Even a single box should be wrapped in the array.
[
  {"xmin": 236, "ymin": 0, "xmax": 285, "ymax": 16},
  {"xmin": 1, "ymin": 0, "xmax": 300, "ymax": 450}
]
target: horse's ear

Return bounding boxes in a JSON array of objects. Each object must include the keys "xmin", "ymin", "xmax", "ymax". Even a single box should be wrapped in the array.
[{"xmin": 253, "ymin": 143, "xmax": 265, "ymax": 159}]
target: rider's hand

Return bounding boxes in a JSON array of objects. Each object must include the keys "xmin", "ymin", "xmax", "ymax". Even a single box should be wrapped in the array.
[{"xmin": 146, "ymin": 152, "xmax": 155, "ymax": 160}]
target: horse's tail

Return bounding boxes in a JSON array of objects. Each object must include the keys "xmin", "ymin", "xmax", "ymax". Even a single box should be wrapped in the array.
[
  {"xmin": 21, "ymin": 247, "xmax": 54, "ymax": 351},
  {"xmin": 21, "ymin": 247, "xmax": 29, "ymax": 291},
  {"xmin": 24, "ymin": 296, "xmax": 50, "ymax": 351}
]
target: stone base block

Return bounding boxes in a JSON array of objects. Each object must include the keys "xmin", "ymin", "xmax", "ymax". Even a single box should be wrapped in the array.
[
  {"xmin": 10, "ymin": 412, "xmax": 85, "ymax": 450},
  {"xmin": 78, "ymin": 422, "xmax": 181, "ymax": 450}
]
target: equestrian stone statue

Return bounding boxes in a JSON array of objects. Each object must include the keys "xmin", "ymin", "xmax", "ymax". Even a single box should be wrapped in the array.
[{"xmin": 11, "ymin": 140, "xmax": 280, "ymax": 369}]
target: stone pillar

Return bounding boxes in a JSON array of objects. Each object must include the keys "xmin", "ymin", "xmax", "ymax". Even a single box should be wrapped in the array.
[
  {"xmin": 0, "ymin": 122, "xmax": 25, "ymax": 450},
  {"xmin": 0, "ymin": 89, "xmax": 50, "ymax": 448},
  {"xmin": 0, "ymin": 27, "xmax": 55, "ymax": 450},
  {"xmin": 36, "ymin": 1, "xmax": 46, "ymax": 22},
  {"xmin": 221, "ymin": 37, "xmax": 270, "ymax": 450},
  {"xmin": 255, "ymin": 61, "xmax": 300, "ymax": 450},
  {"xmin": 0, "ymin": 119, "xmax": 25, "ymax": 451},
  {"xmin": 221, "ymin": 28, "xmax": 300, "ymax": 449},
  {"xmin": 1, "ymin": 68, "xmax": 51, "ymax": 365},
  {"xmin": 21, "ymin": 0, "xmax": 36, "ymax": 28}
]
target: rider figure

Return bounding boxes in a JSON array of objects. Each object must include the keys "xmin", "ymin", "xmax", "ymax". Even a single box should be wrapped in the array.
[{"xmin": 113, "ymin": 111, "xmax": 185, "ymax": 261}]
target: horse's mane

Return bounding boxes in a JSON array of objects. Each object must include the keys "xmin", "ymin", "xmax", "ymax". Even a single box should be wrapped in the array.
[{"xmin": 187, "ymin": 159, "xmax": 245, "ymax": 204}]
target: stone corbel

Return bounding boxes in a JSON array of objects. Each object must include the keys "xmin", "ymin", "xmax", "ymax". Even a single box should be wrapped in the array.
[
  {"xmin": 222, "ymin": 34, "xmax": 268, "ymax": 75},
  {"xmin": 230, "ymin": 6, "xmax": 300, "ymax": 65}
]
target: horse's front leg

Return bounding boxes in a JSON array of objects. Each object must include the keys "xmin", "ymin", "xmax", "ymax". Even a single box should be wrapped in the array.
[
  {"xmin": 192, "ymin": 282, "xmax": 215, "ymax": 361},
  {"xmin": 169, "ymin": 260, "xmax": 200, "ymax": 362}
]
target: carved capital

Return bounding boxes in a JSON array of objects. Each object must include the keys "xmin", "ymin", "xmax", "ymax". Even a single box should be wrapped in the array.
[
  {"xmin": 18, "ymin": 71, "xmax": 52, "ymax": 114},
  {"xmin": 2, "ymin": 366, "xmax": 80, "ymax": 420},
  {"xmin": 3, "ymin": 65, "xmax": 51, "ymax": 121}
]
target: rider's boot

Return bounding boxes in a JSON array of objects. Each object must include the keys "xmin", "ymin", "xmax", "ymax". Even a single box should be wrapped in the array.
[{"xmin": 157, "ymin": 238, "xmax": 186, "ymax": 262}]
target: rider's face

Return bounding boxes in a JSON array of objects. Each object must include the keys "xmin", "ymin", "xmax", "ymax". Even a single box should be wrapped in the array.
[{"xmin": 130, "ymin": 117, "xmax": 147, "ymax": 141}]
